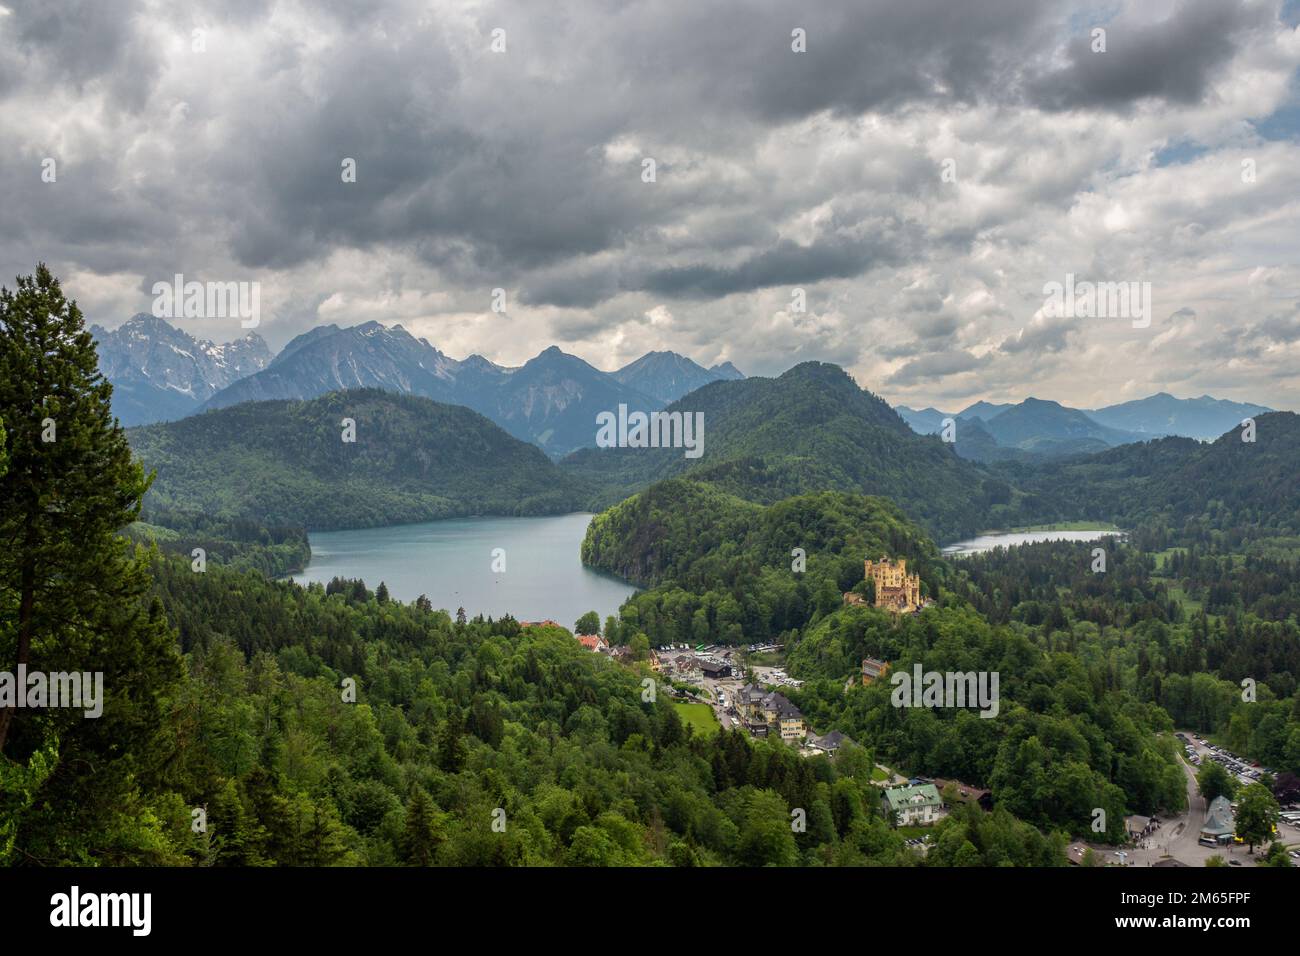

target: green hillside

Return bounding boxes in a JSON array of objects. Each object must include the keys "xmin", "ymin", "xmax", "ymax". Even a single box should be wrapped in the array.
[
  {"xmin": 129, "ymin": 389, "xmax": 584, "ymax": 531},
  {"xmin": 564, "ymin": 362, "xmax": 1012, "ymax": 541},
  {"xmin": 584, "ymin": 479, "xmax": 944, "ymax": 646},
  {"xmin": 1010, "ymin": 411, "xmax": 1300, "ymax": 537}
]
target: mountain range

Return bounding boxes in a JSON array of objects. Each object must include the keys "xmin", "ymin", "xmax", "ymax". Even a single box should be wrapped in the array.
[
  {"xmin": 90, "ymin": 314, "xmax": 273, "ymax": 426},
  {"xmin": 94, "ymin": 315, "xmax": 745, "ymax": 458},
  {"xmin": 897, "ymin": 392, "xmax": 1273, "ymax": 461}
]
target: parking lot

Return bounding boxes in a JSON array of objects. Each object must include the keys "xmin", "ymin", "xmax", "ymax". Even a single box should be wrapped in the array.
[
  {"xmin": 1179, "ymin": 731, "xmax": 1278, "ymax": 789},
  {"xmin": 654, "ymin": 643, "xmax": 801, "ymax": 731},
  {"xmin": 1177, "ymin": 731, "xmax": 1300, "ymax": 864}
]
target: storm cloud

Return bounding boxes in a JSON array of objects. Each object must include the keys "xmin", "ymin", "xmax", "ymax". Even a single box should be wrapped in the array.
[{"xmin": 1, "ymin": 0, "xmax": 1298, "ymax": 411}]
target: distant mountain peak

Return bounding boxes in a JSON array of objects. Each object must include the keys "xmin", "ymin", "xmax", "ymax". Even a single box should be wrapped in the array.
[
  {"xmin": 611, "ymin": 349, "xmax": 742, "ymax": 404},
  {"xmin": 92, "ymin": 314, "xmax": 273, "ymax": 426}
]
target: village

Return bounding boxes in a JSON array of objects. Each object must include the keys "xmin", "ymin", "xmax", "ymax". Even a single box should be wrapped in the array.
[{"xmin": 553, "ymin": 553, "xmax": 1300, "ymax": 864}]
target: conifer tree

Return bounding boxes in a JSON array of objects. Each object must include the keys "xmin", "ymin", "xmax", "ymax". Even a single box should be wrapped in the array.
[
  {"xmin": 402, "ymin": 787, "xmax": 442, "ymax": 866},
  {"xmin": 0, "ymin": 264, "xmax": 181, "ymax": 861}
]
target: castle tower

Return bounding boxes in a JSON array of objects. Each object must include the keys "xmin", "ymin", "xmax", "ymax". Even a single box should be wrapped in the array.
[{"xmin": 864, "ymin": 555, "xmax": 922, "ymax": 613}]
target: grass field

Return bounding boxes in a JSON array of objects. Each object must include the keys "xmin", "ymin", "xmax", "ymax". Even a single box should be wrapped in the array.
[{"xmin": 674, "ymin": 701, "xmax": 720, "ymax": 737}]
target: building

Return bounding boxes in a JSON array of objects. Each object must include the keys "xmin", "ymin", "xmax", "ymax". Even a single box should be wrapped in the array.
[
  {"xmin": 700, "ymin": 659, "xmax": 731, "ymax": 679},
  {"xmin": 1125, "ymin": 815, "xmax": 1157, "ymax": 842},
  {"xmin": 737, "ymin": 684, "xmax": 806, "ymax": 743},
  {"xmin": 576, "ymin": 633, "xmax": 607, "ymax": 652},
  {"xmin": 864, "ymin": 556, "xmax": 923, "ymax": 613},
  {"xmin": 861, "ymin": 657, "xmax": 891, "ymax": 685},
  {"xmin": 767, "ymin": 694, "xmax": 807, "ymax": 743},
  {"xmin": 882, "ymin": 784, "xmax": 943, "ymax": 826},
  {"xmin": 806, "ymin": 730, "xmax": 855, "ymax": 757},
  {"xmin": 672, "ymin": 655, "xmax": 699, "ymax": 677},
  {"xmin": 1199, "ymin": 796, "xmax": 1235, "ymax": 846}
]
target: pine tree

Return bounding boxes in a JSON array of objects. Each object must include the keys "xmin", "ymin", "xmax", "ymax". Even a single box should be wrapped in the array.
[
  {"xmin": 402, "ymin": 787, "xmax": 442, "ymax": 866},
  {"xmin": 0, "ymin": 265, "xmax": 182, "ymax": 862}
]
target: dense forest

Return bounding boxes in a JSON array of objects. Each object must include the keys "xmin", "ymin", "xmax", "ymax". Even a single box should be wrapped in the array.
[
  {"xmin": 129, "ymin": 389, "xmax": 585, "ymax": 530},
  {"xmin": 563, "ymin": 362, "xmax": 1016, "ymax": 542}
]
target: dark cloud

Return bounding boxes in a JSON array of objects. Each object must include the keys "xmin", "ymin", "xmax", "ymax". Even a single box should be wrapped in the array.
[
  {"xmin": 1027, "ymin": 0, "xmax": 1272, "ymax": 112},
  {"xmin": 640, "ymin": 231, "xmax": 909, "ymax": 299}
]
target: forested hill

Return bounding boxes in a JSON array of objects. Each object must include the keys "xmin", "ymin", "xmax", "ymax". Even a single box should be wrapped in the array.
[
  {"xmin": 1008, "ymin": 411, "xmax": 1300, "ymax": 538},
  {"xmin": 583, "ymin": 480, "xmax": 945, "ymax": 646},
  {"xmin": 563, "ymin": 362, "xmax": 1010, "ymax": 542},
  {"xmin": 128, "ymin": 389, "xmax": 585, "ymax": 531}
]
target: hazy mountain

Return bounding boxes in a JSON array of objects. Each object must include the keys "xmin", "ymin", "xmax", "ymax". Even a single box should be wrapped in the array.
[
  {"xmin": 957, "ymin": 400, "xmax": 1014, "ymax": 421},
  {"xmin": 897, "ymin": 401, "xmax": 1013, "ymax": 436},
  {"xmin": 611, "ymin": 350, "xmax": 745, "ymax": 403},
  {"xmin": 982, "ymin": 398, "xmax": 1139, "ymax": 454},
  {"xmin": 1085, "ymin": 392, "xmax": 1273, "ymax": 440},
  {"xmin": 898, "ymin": 398, "xmax": 1132, "ymax": 459},
  {"xmin": 129, "ymin": 389, "xmax": 583, "ymax": 530},
  {"xmin": 563, "ymin": 362, "xmax": 1008, "ymax": 540},
  {"xmin": 458, "ymin": 346, "xmax": 662, "ymax": 457},
  {"xmin": 91, "ymin": 313, "xmax": 272, "ymax": 426},
  {"xmin": 200, "ymin": 323, "xmax": 660, "ymax": 458},
  {"xmin": 896, "ymin": 406, "xmax": 951, "ymax": 434}
]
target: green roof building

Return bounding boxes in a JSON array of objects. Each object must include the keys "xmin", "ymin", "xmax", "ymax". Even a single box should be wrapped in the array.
[{"xmin": 882, "ymin": 784, "xmax": 942, "ymax": 826}]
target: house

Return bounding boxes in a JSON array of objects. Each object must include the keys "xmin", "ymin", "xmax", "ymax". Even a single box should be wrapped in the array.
[
  {"xmin": 576, "ymin": 633, "xmax": 607, "ymax": 652},
  {"xmin": 736, "ymin": 684, "xmax": 806, "ymax": 742},
  {"xmin": 766, "ymin": 694, "xmax": 806, "ymax": 743},
  {"xmin": 882, "ymin": 784, "xmax": 943, "ymax": 826},
  {"xmin": 672, "ymin": 655, "xmax": 699, "ymax": 676},
  {"xmin": 861, "ymin": 657, "xmax": 891, "ymax": 685},
  {"xmin": 699, "ymin": 659, "xmax": 731, "ymax": 679},
  {"xmin": 1199, "ymin": 796, "xmax": 1235, "ymax": 846},
  {"xmin": 1065, "ymin": 842, "xmax": 1092, "ymax": 865},
  {"xmin": 806, "ymin": 730, "xmax": 855, "ymax": 757},
  {"xmin": 1125, "ymin": 814, "xmax": 1157, "ymax": 842}
]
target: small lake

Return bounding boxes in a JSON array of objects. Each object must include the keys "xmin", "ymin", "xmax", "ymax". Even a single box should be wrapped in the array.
[
  {"xmin": 942, "ymin": 528, "xmax": 1125, "ymax": 557},
  {"xmin": 290, "ymin": 513, "xmax": 635, "ymax": 625}
]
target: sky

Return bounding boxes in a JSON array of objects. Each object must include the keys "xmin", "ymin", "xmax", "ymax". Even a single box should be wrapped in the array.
[{"xmin": 2, "ymin": 0, "xmax": 1299, "ymax": 411}]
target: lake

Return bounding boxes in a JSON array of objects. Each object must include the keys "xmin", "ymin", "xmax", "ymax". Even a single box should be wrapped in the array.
[
  {"xmin": 290, "ymin": 513, "xmax": 635, "ymax": 625},
  {"xmin": 942, "ymin": 528, "xmax": 1125, "ymax": 557}
]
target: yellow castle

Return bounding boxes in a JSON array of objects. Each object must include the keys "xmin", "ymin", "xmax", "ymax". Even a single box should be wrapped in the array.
[{"xmin": 864, "ymin": 556, "xmax": 922, "ymax": 613}]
